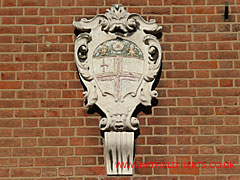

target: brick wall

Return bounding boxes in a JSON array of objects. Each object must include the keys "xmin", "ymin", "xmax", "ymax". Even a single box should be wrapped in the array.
[{"xmin": 0, "ymin": 0, "xmax": 240, "ymax": 179}]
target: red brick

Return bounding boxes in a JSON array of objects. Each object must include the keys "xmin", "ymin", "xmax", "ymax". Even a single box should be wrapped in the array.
[
  {"xmin": 77, "ymin": 128, "xmax": 100, "ymax": 136},
  {"xmin": 15, "ymin": 110, "xmax": 44, "ymax": 117},
  {"xmin": 192, "ymin": 15, "xmax": 206, "ymax": 23},
  {"xmin": 59, "ymin": 167, "xmax": 73, "ymax": 176},
  {"xmin": 0, "ymin": 149, "xmax": 11, "ymax": 157},
  {"xmin": 178, "ymin": 118, "xmax": 192, "ymax": 126},
  {"xmin": 169, "ymin": 107, "xmax": 198, "ymax": 115},
  {"xmin": 165, "ymin": 35, "xmax": 191, "ymax": 42},
  {"xmin": 174, "ymin": 80, "xmax": 187, "ymax": 88},
  {"xmin": 38, "ymin": 81, "xmax": 67, "ymax": 89},
  {"xmin": 187, "ymin": 7, "xmax": 215, "ymax": 14},
  {"xmin": 54, "ymin": 8, "xmax": 82, "ymax": 15},
  {"xmin": 76, "ymin": 0, "xmax": 103, "ymax": 6},
  {"xmin": 0, "ymin": 26, "xmax": 22, "ymax": 34},
  {"xmin": 59, "ymin": 147, "xmax": 74, "ymax": 156},
  {"xmin": 200, "ymin": 146, "xmax": 214, "ymax": 154},
  {"xmin": 220, "ymin": 79, "xmax": 233, "ymax": 87},
  {"xmin": 75, "ymin": 167, "xmax": 105, "ymax": 176},
  {"xmin": 14, "ymin": 129, "xmax": 43, "ymax": 137},
  {"xmin": 0, "ymin": 129, "xmax": 12, "ymax": 137},
  {"xmin": 209, "ymin": 33, "xmax": 237, "ymax": 41},
  {"xmin": 170, "ymin": 146, "xmax": 198, "ymax": 154},
  {"xmin": 216, "ymin": 107, "xmax": 240, "ymax": 115},
  {"xmin": 70, "ymin": 137, "xmax": 83, "ymax": 146},
  {"xmin": 193, "ymin": 136, "xmax": 221, "ymax": 144},
  {"xmin": 17, "ymin": 17, "xmax": 44, "ymax": 25},
  {"xmin": 213, "ymin": 89, "xmax": 240, "ymax": 96},
  {"xmin": 177, "ymin": 136, "xmax": 191, "ymax": 145},
  {"xmin": 120, "ymin": 0, "xmax": 147, "ymax": 5},
  {"xmin": 166, "ymin": 71, "xmax": 194, "ymax": 78},
  {"xmin": 173, "ymin": 44, "xmax": 187, "ymax": 51},
  {"xmin": 47, "ymin": 0, "xmax": 61, "ymax": 6},
  {"xmin": 194, "ymin": 117, "xmax": 223, "ymax": 125},
  {"xmin": 82, "ymin": 157, "xmax": 96, "ymax": 165},
  {"xmin": 218, "ymin": 24, "xmax": 230, "ymax": 32},
  {"xmin": 147, "ymin": 137, "xmax": 176, "ymax": 145},
  {"xmin": 165, "ymin": 52, "xmax": 193, "ymax": 60},
  {"xmin": 0, "ymin": 100, "xmax": 23, "ymax": 108},
  {"xmin": 24, "ymin": 81, "xmax": 38, "ymax": 88},
  {"xmin": 24, "ymin": 8, "xmax": 37, "ymax": 15},
  {"xmin": 22, "ymin": 138, "xmax": 37, "ymax": 147},
  {"xmin": 0, "ymin": 8, "xmax": 23, "ymax": 15},
  {"xmin": 168, "ymin": 89, "xmax": 196, "ymax": 97},
  {"xmin": 207, "ymin": 0, "xmax": 234, "ymax": 5},
  {"xmin": 13, "ymin": 148, "xmax": 42, "ymax": 156},
  {"xmin": 164, "ymin": 16, "xmax": 191, "ymax": 23},
  {"xmin": 164, "ymin": 0, "xmax": 190, "ymax": 5},
  {"xmin": 19, "ymin": 158, "xmax": 33, "ymax": 167},
  {"xmin": 0, "ymin": 139, "xmax": 21, "ymax": 147},
  {"xmin": 219, "ymin": 61, "xmax": 233, "ymax": 69},
  {"xmin": 188, "ymin": 24, "xmax": 216, "ymax": 32},
  {"xmin": 216, "ymin": 146, "xmax": 240, "ymax": 154},
  {"xmin": 42, "ymin": 168, "xmax": 57, "ymax": 176},
  {"xmin": 67, "ymin": 157, "xmax": 81, "ymax": 165},
  {"xmin": 170, "ymin": 167, "xmax": 199, "ymax": 175},
  {"xmin": 149, "ymin": 0, "xmax": 162, "ymax": 5},
  {"xmin": 0, "ymin": 45, "xmax": 21, "ymax": 52},
  {"xmin": 201, "ymin": 126, "xmax": 213, "ymax": 134},
  {"xmin": 223, "ymin": 136, "xmax": 237, "ymax": 144},
  {"xmin": 75, "ymin": 147, "xmax": 103, "ymax": 155},
  {"xmin": 189, "ymin": 43, "xmax": 216, "ymax": 51},
  {"xmin": 38, "ymin": 138, "xmax": 68, "ymax": 146},
  {"xmin": 11, "ymin": 168, "xmax": 41, "ymax": 177},
  {"xmin": 224, "ymin": 155, "xmax": 239, "ymax": 164},
  {"xmin": 148, "ymin": 117, "xmax": 176, "ymax": 125},
  {"xmin": 216, "ymin": 126, "xmax": 240, "ymax": 134},
  {"xmin": 200, "ymin": 107, "xmax": 214, "ymax": 115},
  {"xmin": 194, "ymin": 34, "xmax": 207, "ymax": 41},
  {"xmin": 178, "ymin": 98, "xmax": 191, "ymax": 106},
  {"xmin": 143, "ymin": 7, "xmax": 170, "ymax": 15},
  {"xmin": 193, "ymin": 98, "xmax": 222, "ymax": 106},
  {"xmin": 189, "ymin": 80, "xmax": 218, "ymax": 87},
  {"xmin": 3, "ymin": 0, "xmax": 16, "ymax": 6},
  {"xmin": 211, "ymin": 70, "xmax": 239, "ymax": 78},
  {"xmin": 36, "ymin": 157, "xmax": 64, "ymax": 166},
  {"xmin": 170, "ymin": 127, "xmax": 198, "ymax": 135},
  {"xmin": 43, "ymin": 147, "xmax": 58, "ymax": 156},
  {"xmin": 38, "ymin": 44, "xmax": 67, "ymax": 52}
]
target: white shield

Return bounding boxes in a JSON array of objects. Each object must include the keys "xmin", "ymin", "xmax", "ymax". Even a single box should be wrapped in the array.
[{"xmin": 92, "ymin": 39, "xmax": 144, "ymax": 102}]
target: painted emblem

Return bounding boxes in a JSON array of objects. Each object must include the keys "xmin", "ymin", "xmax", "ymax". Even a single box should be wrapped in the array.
[{"xmin": 93, "ymin": 39, "xmax": 144, "ymax": 102}]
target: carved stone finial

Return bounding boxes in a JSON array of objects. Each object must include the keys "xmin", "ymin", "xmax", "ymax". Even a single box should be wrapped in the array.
[{"xmin": 73, "ymin": 4, "xmax": 162, "ymax": 175}]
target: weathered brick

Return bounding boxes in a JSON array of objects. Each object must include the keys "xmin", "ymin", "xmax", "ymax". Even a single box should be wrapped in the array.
[
  {"xmin": 187, "ymin": 7, "xmax": 215, "ymax": 14},
  {"xmin": 35, "ymin": 157, "xmax": 65, "ymax": 166},
  {"xmin": 170, "ymin": 127, "xmax": 198, "ymax": 135}
]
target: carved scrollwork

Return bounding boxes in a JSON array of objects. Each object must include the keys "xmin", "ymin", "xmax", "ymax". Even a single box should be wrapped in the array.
[
  {"xmin": 73, "ymin": 4, "xmax": 162, "ymax": 38},
  {"xmin": 74, "ymin": 33, "xmax": 97, "ymax": 107},
  {"xmin": 73, "ymin": 4, "xmax": 162, "ymax": 133},
  {"xmin": 143, "ymin": 34, "xmax": 161, "ymax": 82}
]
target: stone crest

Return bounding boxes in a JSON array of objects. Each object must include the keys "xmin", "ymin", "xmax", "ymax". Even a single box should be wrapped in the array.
[{"xmin": 73, "ymin": 4, "xmax": 162, "ymax": 175}]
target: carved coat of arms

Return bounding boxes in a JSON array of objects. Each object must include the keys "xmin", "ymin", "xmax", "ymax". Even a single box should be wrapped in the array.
[{"xmin": 73, "ymin": 4, "xmax": 162, "ymax": 175}]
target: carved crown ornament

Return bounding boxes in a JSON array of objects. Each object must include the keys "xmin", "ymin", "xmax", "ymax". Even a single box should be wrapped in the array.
[{"xmin": 73, "ymin": 4, "xmax": 162, "ymax": 175}]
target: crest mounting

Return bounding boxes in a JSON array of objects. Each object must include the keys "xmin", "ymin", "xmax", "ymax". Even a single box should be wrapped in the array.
[{"xmin": 73, "ymin": 4, "xmax": 162, "ymax": 175}]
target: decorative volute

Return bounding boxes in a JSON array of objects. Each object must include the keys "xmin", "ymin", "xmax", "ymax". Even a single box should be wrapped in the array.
[{"xmin": 73, "ymin": 4, "xmax": 162, "ymax": 175}]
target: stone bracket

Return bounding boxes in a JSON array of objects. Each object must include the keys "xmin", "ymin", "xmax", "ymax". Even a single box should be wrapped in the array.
[{"xmin": 105, "ymin": 132, "xmax": 134, "ymax": 175}]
